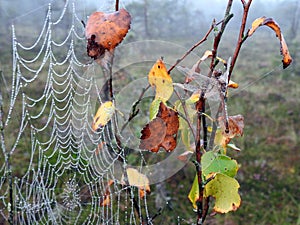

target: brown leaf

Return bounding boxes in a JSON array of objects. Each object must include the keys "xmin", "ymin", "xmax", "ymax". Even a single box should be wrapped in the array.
[
  {"xmin": 86, "ymin": 9, "xmax": 131, "ymax": 59},
  {"xmin": 248, "ymin": 17, "xmax": 292, "ymax": 68},
  {"xmin": 220, "ymin": 115, "xmax": 244, "ymax": 139},
  {"xmin": 139, "ymin": 102, "xmax": 179, "ymax": 152},
  {"xmin": 139, "ymin": 118, "xmax": 166, "ymax": 153}
]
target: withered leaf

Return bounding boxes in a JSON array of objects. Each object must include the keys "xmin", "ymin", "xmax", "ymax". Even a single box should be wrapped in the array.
[
  {"xmin": 248, "ymin": 17, "xmax": 292, "ymax": 68},
  {"xmin": 220, "ymin": 114, "xmax": 244, "ymax": 139},
  {"xmin": 139, "ymin": 102, "xmax": 179, "ymax": 152},
  {"xmin": 86, "ymin": 9, "xmax": 131, "ymax": 59}
]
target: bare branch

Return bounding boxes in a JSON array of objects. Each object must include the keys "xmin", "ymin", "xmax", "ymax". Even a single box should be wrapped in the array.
[
  {"xmin": 229, "ymin": 0, "xmax": 253, "ymax": 80},
  {"xmin": 167, "ymin": 20, "xmax": 223, "ymax": 74}
]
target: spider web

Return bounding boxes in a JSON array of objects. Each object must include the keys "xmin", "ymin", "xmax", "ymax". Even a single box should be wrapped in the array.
[{"xmin": 0, "ymin": 1, "xmax": 153, "ymax": 224}]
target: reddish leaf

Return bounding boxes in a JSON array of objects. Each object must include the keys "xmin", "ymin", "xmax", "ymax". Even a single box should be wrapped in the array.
[
  {"xmin": 248, "ymin": 17, "xmax": 292, "ymax": 68},
  {"xmin": 86, "ymin": 9, "xmax": 131, "ymax": 59},
  {"xmin": 139, "ymin": 102, "xmax": 179, "ymax": 152}
]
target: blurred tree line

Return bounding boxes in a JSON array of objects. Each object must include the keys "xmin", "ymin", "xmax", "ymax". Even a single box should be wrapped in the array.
[
  {"xmin": 0, "ymin": 0, "xmax": 299, "ymax": 70},
  {"xmin": 125, "ymin": 0, "xmax": 206, "ymax": 39}
]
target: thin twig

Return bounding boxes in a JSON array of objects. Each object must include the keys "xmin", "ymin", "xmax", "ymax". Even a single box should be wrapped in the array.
[
  {"xmin": 173, "ymin": 89, "xmax": 196, "ymax": 141},
  {"xmin": 120, "ymin": 85, "xmax": 150, "ymax": 133},
  {"xmin": 229, "ymin": 0, "xmax": 253, "ymax": 81},
  {"xmin": 208, "ymin": 0, "xmax": 234, "ymax": 77},
  {"xmin": 115, "ymin": 0, "xmax": 119, "ymax": 11},
  {"xmin": 167, "ymin": 20, "xmax": 222, "ymax": 74}
]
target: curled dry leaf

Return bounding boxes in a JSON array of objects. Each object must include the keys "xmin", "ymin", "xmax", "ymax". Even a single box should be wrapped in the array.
[
  {"xmin": 216, "ymin": 115, "xmax": 244, "ymax": 150},
  {"xmin": 121, "ymin": 168, "xmax": 150, "ymax": 198},
  {"xmin": 139, "ymin": 102, "xmax": 179, "ymax": 152},
  {"xmin": 148, "ymin": 59, "xmax": 173, "ymax": 102},
  {"xmin": 220, "ymin": 115, "xmax": 244, "ymax": 139},
  {"xmin": 100, "ymin": 180, "xmax": 114, "ymax": 207},
  {"xmin": 248, "ymin": 16, "xmax": 292, "ymax": 68},
  {"xmin": 86, "ymin": 9, "xmax": 131, "ymax": 59},
  {"xmin": 92, "ymin": 101, "xmax": 115, "ymax": 131}
]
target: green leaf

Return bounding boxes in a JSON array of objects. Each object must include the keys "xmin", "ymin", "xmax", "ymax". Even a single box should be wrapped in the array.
[
  {"xmin": 202, "ymin": 151, "xmax": 238, "ymax": 179},
  {"xmin": 188, "ymin": 174, "xmax": 199, "ymax": 210},
  {"xmin": 204, "ymin": 173, "xmax": 241, "ymax": 213},
  {"xmin": 149, "ymin": 98, "xmax": 162, "ymax": 120}
]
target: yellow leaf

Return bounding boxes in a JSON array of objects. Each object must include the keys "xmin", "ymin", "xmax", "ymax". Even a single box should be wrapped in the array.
[
  {"xmin": 248, "ymin": 17, "xmax": 266, "ymax": 36},
  {"xmin": 92, "ymin": 101, "xmax": 115, "ymax": 130},
  {"xmin": 204, "ymin": 173, "xmax": 241, "ymax": 213},
  {"xmin": 186, "ymin": 92, "xmax": 200, "ymax": 104},
  {"xmin": 121, "ymin": 168, "xmax": 151, "ymax": 198},
  {"xmin": 148, "ymin": 59, "xmax": 173, "ymax": 102},
  {"xmin": 188, "ymin": 174, "xmax": 199, "ymax": 210},
  {"xmin": 228, "ymin": 80, "xmax": 239, "ymax": 89}
]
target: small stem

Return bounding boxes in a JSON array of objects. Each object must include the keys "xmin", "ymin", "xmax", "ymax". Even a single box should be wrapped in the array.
[
  {"xmin": 120, "ymin": 85, "xmax": 150, "ymax": 133},
  {"xmin": 109, "ymin": 60, "xmax": 114, "ymax": 100}
]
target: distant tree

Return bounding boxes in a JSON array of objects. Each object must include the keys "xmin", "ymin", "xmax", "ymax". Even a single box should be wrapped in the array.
[{"xmin": 126, "ymin": 0, "xmax": 206, "ymax": 39}]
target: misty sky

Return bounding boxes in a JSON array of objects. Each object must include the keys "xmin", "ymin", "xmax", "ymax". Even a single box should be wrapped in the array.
[{"xmin": 0, "ymin": 0, "xmax": 289, "ymax": 22}]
